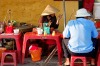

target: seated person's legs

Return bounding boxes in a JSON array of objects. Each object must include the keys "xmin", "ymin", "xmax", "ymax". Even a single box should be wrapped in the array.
[
  {"xmin": 62, "ymin": 38, "xmax": 70, "ymax": 65},
  {"xmin": 62, "ymin": 38, "xmax": 97, "ymax": 66}
]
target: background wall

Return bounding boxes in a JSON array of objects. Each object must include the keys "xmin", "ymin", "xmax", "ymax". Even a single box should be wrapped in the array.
[
  {"xmin": 95, "ymin": 0, "xmax": 100, "ymax": 2},
  {"xmin": 0, "ymin": 0, "xmax": 78, "ymax": 32}
]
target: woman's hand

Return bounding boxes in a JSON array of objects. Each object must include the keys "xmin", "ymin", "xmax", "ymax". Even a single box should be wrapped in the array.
[
  {"xmin": 56, "ymin": 14, "xmax": 63, "ymax": 24},
  {"xmin": 58, "ymin": 14, "xmax": 63, "ymax": 21},
  {"xmin": 48, "ymin": 20, "xmax": 52, "ymax": 27}
]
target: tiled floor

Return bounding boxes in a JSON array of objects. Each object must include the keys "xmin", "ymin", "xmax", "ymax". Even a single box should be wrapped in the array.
[
  {"xmin": 17, "ymin": 55, "xmax": 91, "ymax": 66},
  {"xmin": 18, "ymin": 56, "xmax": 63, "ymax": 66},
  {"xmin": 0, "ymin": 55, "xmax": 91, "ymax": 66}
]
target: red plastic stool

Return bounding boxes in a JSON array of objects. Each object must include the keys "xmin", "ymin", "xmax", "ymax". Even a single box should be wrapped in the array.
[
  {"xmin": 70, "ymin": 56, "xmax": 87, "ymax": 66},
  {"xmin": 1, "ymin": 50, "xmax": 17, "ymax": 66}
]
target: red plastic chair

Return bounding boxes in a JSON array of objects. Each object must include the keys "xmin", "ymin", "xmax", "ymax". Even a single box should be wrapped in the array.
[
  {"xmin": 70, "ymin": 55, "xmax": 87, "ymax": 66},
  {"xmin": 1, "ymin": 50, "xmax": 17, "ymax": 66}
]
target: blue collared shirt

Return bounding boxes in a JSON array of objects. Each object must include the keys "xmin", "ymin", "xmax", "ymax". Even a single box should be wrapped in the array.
[{"xmin": 63, "ymin": 18, "xmax": 98, "ymax": 53}]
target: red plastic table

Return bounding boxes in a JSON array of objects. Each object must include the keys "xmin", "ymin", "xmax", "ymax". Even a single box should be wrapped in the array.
[
  {"xmin": 0, "ymin": 33, "xmax": 22, "ymax": 63},
  {"xmin": 22, "ymin": 32, "xmax": 62, "ymax": 65}
]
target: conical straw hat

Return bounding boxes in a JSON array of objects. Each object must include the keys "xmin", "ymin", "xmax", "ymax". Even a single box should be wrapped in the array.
[{"xmin": 41, "ymin": 5, "xmax": 59, "ymax": 16}]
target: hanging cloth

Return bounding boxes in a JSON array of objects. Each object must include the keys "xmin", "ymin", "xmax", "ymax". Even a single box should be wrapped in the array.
[{"xmin": 83, "ymin": 0, "xmax": 94, "ymax": 13}]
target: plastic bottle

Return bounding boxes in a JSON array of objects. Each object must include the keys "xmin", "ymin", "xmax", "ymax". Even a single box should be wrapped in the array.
[{"xmin": 52, "ymin": 31, "xmax": 55, "ymax": 36}]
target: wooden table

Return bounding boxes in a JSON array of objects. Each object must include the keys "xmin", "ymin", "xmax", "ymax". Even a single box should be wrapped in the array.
[
  {"xmin": 0, "ymin": 33, "xmax": 22, "ymax": 63},
  {"xmin": 22, "ymin": 32, "xmax": 62, "ymax": 65}
]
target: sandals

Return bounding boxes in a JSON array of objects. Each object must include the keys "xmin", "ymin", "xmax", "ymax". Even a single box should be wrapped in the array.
[
  {"xmin": 64, "ymin": 63, "xmax": 70, "ymax": 66},
  {"xmin": 91, "ymin": 63, "xmax": 96, "ymax": 66},
  {"xmin": 65, "ymin": 65, "xmax": 70, "ymax": 66}
]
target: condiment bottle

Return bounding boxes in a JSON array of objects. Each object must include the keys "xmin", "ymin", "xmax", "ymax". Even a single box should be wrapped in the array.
[
  {"xmin": 52, "ymin": 31, "xmax": 55, "ymax": 36},
  {"xmin": 44, "ymin": 31, "xmax": 47, "ymax": 36}
]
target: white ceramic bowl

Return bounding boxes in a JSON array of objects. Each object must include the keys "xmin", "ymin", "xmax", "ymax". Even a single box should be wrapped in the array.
[{"xmin": 14, "ymin": 29, "xmax": 19, "ymax": 34}]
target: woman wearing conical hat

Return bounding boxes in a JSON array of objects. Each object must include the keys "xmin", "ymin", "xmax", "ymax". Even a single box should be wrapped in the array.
[
  {"xmin": 38, "ymin": 5, "xmax": 62, "ymax": 56},
  {"xmin": 38, "ymin": 5, "xmax": 62, "ymax": 33}
]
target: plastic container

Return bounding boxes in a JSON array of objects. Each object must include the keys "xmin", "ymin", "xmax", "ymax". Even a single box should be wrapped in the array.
[
  {"xmin": 5, "ymin": 26, "xmax": 14, "ymax": 33},
  {"xmin": 14, "ymin": 29, "xmax": 19, "ymax": 34},
  {"xmin": 29, "ymin": 45, "xmax": 42, "ymax": 62},
  {"xmin": 95, "ymin": 22, "xmax": 100, "ymax": 28},
  {"xmin": 0, "ymin": 47, "xmax": 6, "ymax": 61}
]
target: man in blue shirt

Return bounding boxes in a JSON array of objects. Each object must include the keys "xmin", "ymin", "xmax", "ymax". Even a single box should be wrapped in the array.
[{"xmin": 62, "ymin": 8, "xmax": 98, "ymax": 66}]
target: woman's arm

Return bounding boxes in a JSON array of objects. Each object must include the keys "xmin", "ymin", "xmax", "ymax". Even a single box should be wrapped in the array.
[{"xmin": 38, "ymin": 16, "xmax": 43, "ymax": 28}]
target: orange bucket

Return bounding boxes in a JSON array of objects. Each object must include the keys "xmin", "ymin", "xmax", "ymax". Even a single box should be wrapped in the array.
[
  {"xmin": 0, "ymin": 47, "xmax": 6, "ymax": 61},
  {"xmin": 30, "ymin": 47, "xmax": 42, "ymax": 62}
]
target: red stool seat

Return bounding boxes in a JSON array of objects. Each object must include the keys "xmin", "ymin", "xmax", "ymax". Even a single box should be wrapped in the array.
[
  {"xmin": 70, "ymin": 55, "xmax": 87, "ymax": 66},
  {"xmin": 1, "ymin": 50, "xmax": 17, "ymax": 66}
]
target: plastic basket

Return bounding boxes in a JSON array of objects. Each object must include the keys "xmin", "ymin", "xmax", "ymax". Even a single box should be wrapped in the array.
[{"xmin": 30, "ymin": 47, "xmax": 42, "ymax": 62}]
